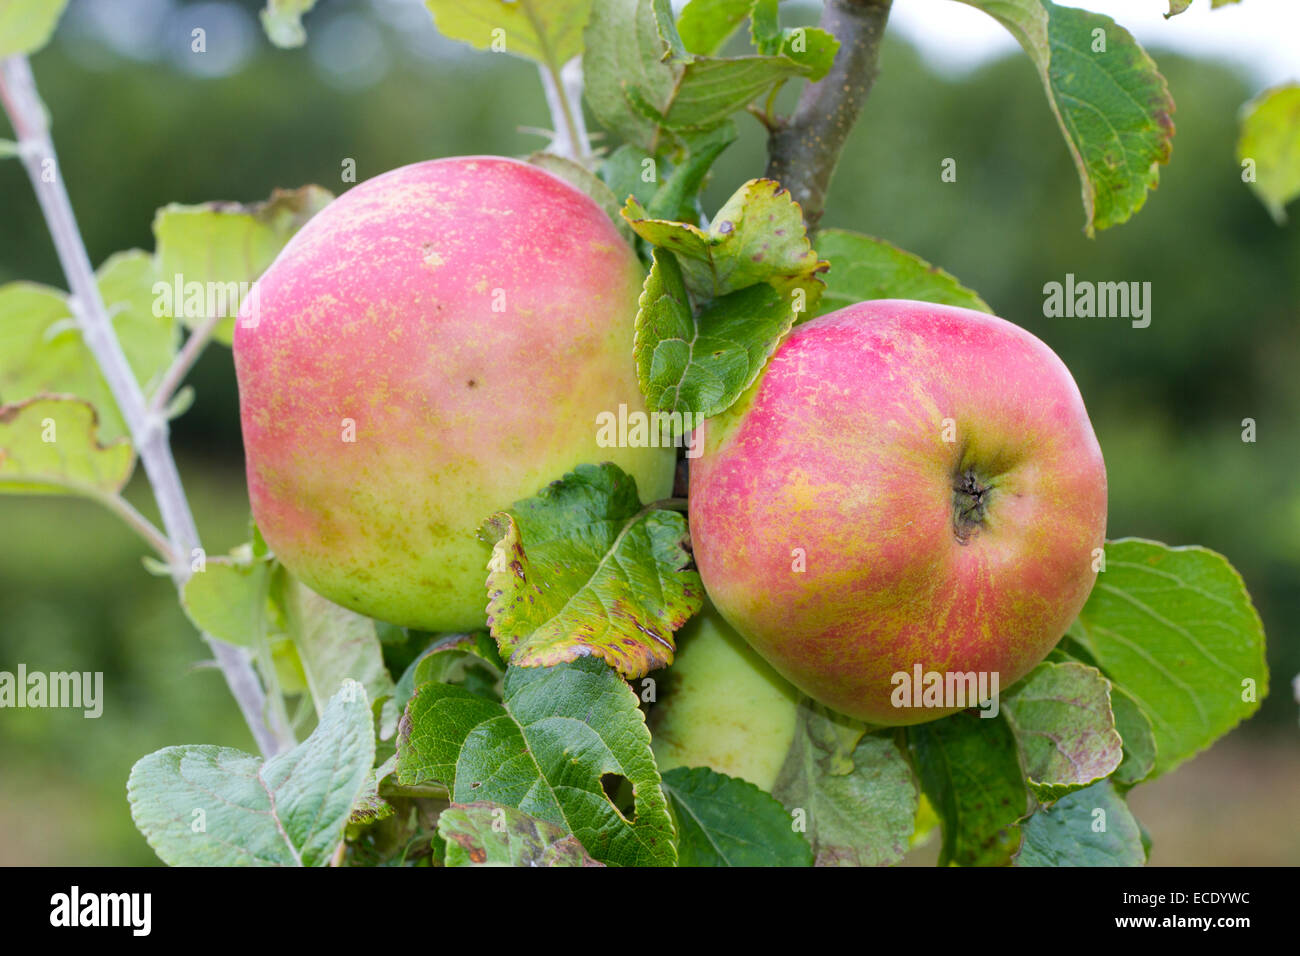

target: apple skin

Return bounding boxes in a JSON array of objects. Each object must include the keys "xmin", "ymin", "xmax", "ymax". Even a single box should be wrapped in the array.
[
  {"xmin": 689, "ymin": 299, "xmax": 1107, "ymax": 725},
  {"xmin": 650, "ymin": 603, "xmax": 801, "ymax": 792},
  {"xmin": 233, "ymin": 157, "xmax": 675, "ymax": 631}
]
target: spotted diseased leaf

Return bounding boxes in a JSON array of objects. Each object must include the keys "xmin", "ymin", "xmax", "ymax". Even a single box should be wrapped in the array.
[
  {"xmin": 479, "ymin": 462, "xmax": 702, "ymax": 679},
  {"xmin": 622, "ymin": 179, "xmax": 826, "ymax": 299},
  {"xmin": 1237, "ymin": 84, "xmax": 1300, "ymax": 225},
  {"xmin": 0, "ymin": 396, "xmax": 133, "ymax": 497},
  {"xmin": 814, "ymin": 229, "xmax": 992, "ymax": 318},
  {"xmin": 153, "ymin": 185, "xmax": 332, "ymax": 344},
  {"xmin": 1001, "ymin": 662, "xmax": 1124, "ymax": 803},
  {"xmin": 438, "ymin": 803, "xmax": 604, "ymax": 867},
  {"xmin": 396, "ymin": 657, "xmax": 676, "ymax": 867},
  {"xmin": 1068, "ymin": 538, "xmax": 1267, "ymax": 779},
  {"xmin": 1015, "ymin": 780, "xmax": 1145, "ymax": 866},
  {"xmin": 958, "ymin": 0, "xmax": 1174, "ymax": 235},
  {"xmin": 426, "ymin": 0, "xmax": 593, "ymax": 70},
  {"xmin": 349, "ymin": 757, "xmax": 397, "ymax": 826},
  {"xmin": 772, "ymin": 702, "xmax": 917, "ymax": 866},
  {"xmin": 128, "ymin": 682, "xmax": 375, "ymax": 866},
  {"xmin": 908, "ymin": 710, "xmax": 1029, "ymax": 867},
  {"xmin": 662, "ymin": 766, "xmax": 812, "ymax": 866}
]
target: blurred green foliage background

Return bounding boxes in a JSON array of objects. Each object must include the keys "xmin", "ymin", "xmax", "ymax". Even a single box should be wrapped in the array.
[{"xmin": 1, "ymin": 0, "xmax": 1296, "ymax": 864}]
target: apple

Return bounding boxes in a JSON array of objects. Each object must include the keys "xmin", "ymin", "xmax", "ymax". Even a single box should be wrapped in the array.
[
  {"xmin": 650, "ymin": 602, "xmax": 800, "ymax": 791},
  {"xmin": 233, "ymin": 157, "xmax": 675, "ymax": 631},
  {"xmin": 688, "ymin": 299, "xmax": 1107, "ymax": 725}
]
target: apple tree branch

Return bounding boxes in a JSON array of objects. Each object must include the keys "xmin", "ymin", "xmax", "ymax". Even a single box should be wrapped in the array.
[{"xmin": 765, "ymin": 0, "xmax": 894, "ymax": 233}]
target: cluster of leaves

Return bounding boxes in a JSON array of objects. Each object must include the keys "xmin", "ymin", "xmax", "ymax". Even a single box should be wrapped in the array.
[{"xmin": 0, "ymin": 186, "xmax": 328, "ymax": 521}]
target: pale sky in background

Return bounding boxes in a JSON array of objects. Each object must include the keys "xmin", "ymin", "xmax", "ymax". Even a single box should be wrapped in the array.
[{"xmin": 887, "ymin": 0, "xmax": 1300, "ymax": 92}]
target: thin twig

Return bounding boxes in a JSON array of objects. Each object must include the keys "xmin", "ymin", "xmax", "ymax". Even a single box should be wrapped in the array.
[
  {"xmin": 537, "ymin": 58, "xmax": 590, "ymax": 162},
  {"xmin": 765, "ymin": 0, "xmax": 893, "ymax": 233},
  {"xmin": 147, "ymin": 309, "xmax": 225, "ymax": 417},
  {"xmin": 0, "ymin": 55, "xmax": 292, "ymax": 757},
  {"xmin": 95, "ymin": 491, "xmax": 177, "ymax": 564},
  {"xmin": 0, "ymin": 475, "xmax": 175, "ymax": 563}
]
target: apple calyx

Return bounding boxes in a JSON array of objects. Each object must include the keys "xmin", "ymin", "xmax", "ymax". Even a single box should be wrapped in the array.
[{"xmin": 952, "ymin": 467, "xmax": 993, "ymax": 543}]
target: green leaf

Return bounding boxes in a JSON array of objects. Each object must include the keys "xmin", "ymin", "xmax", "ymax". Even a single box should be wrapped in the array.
[
  {"xmin": 152, "ymin": 185, "xmax": 332, "ymax": 344},
  {"xmin": 813, "ymin": 229, "xmax": 992, "ymax": 317},
  {"xmin": 479, "ymin": 462, "xmax": 702, "ymax": 679},
  {"xmin": 425, "ymin": 0, "xmax": 593, "ymax": 69},
  {"xmin": 1069, "ymin": 538, "xmax": 1267, "ymax": 778},
  {"xmin": 645, "ymin": 123, "xmax": 738, "ymax": 221},
  {"xmin": 394, "ymin": 632, "xmax": 503, "ymax": 713},
  {"xmin": 584, "ymin": 0, "xmax": 824, "ymax": 152},
  {"xmin": 1015, "ymin": 780, "xmax": 1145, "ymax": 866},
  {"xmin": 662, "ymin": 766, "xmax": 812, "ymax": 866},
  {"xmin": 1109, "ymin": 684, "xmax": 1156, "ymax": 789},
  {"xmin": 280, "ymin": 574, "xmax": 400, "ymax": 739},
  {"xmin": 181, "ymin": 554, "xmax": 269, "ymax": 648},
  {"xmin": 749, "ymin": 0, "xmax": 780, "ymax": 53},
  {"xmin": 0, "ymin": 0, "xmax": 68, "ymax": 58},
  {"xmin": 599, "ymin": 144, "xmax": 662, "ymax": 210},
  {"xmin": 623, "ymin": 178, "xmax": 826, "ymax": 299},
  {"xmin": 128, "ymin": 681, "xmax": 375, "ymax": 866},
  {"xmin": 0, "ymin": 395, "xmax": 133, "ymax": 496},
  {"xmin": 438, "ymin": 803, "xmax": 604, "ymax": 866},
  {"xmin": 772, "ymin": 702, "xmax": 917, "ymax": 866},
  {"xmin": 397, "ymin": 657, "xmax": 676, "ymax": 867},
  {"xmin": 677, "ymin": 0, "xmax": 753, "ymax": 55},
  {"xmin": 528, "ymin": 151, "xmax": 635, "ymax": 244},
  {"xmin": 0, "ymin": 139, "xmax": 19, "ymax": 159},
  {"xmin": 957, "ymin": 0, "xmax": 1174, "ymax": 235},
  {"xmin": 908, "ymin": 710, "xmax": 1028, "ymax": 866},
  {"xmin": 749, "ymin": 0, "xmax": 838, "ymax": 79},
  {"xmin": 635, "ymin": 248, "xmax": 808, "ymax": 419},
  {"xmin": 259, "ymin": 0, "xmax": 318, "ymax": 48},
  {"xmin": 0, "ymin": 252, "xmax": 176, "ymax": 442},
  {"xmin": 1001, "ymin": 661, "xmax": 1124, "ymax": 802},
  {"xmin": 1237, "ymin": 84, "xmax": 1300, "ymax": 224}
]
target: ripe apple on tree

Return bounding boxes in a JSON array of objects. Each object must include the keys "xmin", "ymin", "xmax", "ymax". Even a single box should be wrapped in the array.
[
  {"xmin": 233, "ymin": 157, "xmax": 675, "ymax": 632},
  {"xmin": 688, "ymin": 300, "xmax": 1108, "ymax": 725}
]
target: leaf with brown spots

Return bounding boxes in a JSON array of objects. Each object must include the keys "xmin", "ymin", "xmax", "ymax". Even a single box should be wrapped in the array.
[
  {"xmin": 439, "ymin": 803, "xmax": 604, "ymax": 867},
  {"xmin": 622, "ymin": 178, "xmax": 826, "ymax": 300},
  {"xmin": 480, "ymin": 462, "xmax": 702, "ymax": 679}
]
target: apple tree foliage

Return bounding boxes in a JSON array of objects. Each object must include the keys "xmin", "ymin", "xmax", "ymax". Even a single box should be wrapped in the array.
[{"xmin": 0, "ymin": 0, "xmax": 1288, "ymax": 867}]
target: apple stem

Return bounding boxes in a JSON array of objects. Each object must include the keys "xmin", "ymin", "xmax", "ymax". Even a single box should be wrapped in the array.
[
  {"xmin": 0, "ymin": 55, "xmax": 294, "ymax": 758},
  {"xmin": 538, "ymin": 58, "xmax": 590, "ymax": 163},
  {"xmin": 765, "ymin": 0, "xmax": 894, "ymax": 233}
]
